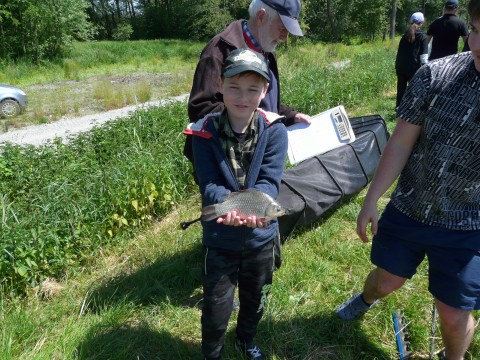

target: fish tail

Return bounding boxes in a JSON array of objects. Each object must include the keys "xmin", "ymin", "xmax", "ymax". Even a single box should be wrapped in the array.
[{"xmin": 201, "ymin": 205, "xmax": 218, "ymax": 221}]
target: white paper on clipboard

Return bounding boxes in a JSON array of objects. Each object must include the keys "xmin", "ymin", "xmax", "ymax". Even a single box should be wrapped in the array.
[{"xmin": 287, "ymin": 105, "xmax": 355, "ymax": 165}]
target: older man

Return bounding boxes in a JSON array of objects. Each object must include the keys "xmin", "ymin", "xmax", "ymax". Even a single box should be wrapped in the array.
[{"xmin": 185, "ymin": 0, "xmax": 310, "ymax": 164}]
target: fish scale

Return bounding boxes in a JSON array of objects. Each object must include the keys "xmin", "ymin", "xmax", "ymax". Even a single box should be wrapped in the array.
[{"xmin": 201, "ymin": 189, "xmax": 285, "ymax": 221}]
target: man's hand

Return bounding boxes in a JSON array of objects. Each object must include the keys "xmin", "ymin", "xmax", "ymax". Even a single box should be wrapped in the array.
[{"xmin": 294, "ymin": 113, "xmax": 311, "ymax": 124}]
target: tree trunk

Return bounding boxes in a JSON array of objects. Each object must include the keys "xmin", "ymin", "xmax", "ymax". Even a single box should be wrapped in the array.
[
  {"xmin": 127, "ymin": 0, "xmax": 136, "ymax": 19},
  {"xmin": 114, "ymin": 0, "xmax": 121, "ymax": 18},
  {"xmin": 0, "ymin": 23, "xmax": 5, "ymax": 59},
  {"xmin": 390, "ymin": 0, "xmax": 397, "ymax": 40},
  {"xmin": 326, "ymin": 0, "xmax": 338, "ymax": 42}
]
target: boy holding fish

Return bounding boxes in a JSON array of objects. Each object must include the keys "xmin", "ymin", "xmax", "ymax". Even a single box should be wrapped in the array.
[{"xmin": 183, "ymin": 48, "xmax": 288, "ymax": 360}]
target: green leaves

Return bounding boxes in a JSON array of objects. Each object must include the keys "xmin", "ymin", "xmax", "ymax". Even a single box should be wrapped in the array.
[
  {"xmin": 0, "ymin": 101, "xmax": 193, "ymax": 297},
  {"xmin": 0, "ymin": 0, "xmax": 94, "ymax": 61}
]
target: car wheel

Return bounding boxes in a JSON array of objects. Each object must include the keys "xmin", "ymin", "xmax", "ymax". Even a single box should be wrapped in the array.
[{"xmin": 0, "ymin": 99, "xmax": 21, "ymax": 118}]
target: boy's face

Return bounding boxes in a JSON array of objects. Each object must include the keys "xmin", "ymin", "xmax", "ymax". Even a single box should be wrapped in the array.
[
  {"xmin": 222, "ymin": 73, "xmax": 268, "ymax": 124},
  {"xmin": 469, "ymin": 18, "xmax": 480, "ymax": 71}
]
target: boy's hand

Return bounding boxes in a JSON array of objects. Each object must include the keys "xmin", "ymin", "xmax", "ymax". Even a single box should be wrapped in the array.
[
  {"xmin": 245, "ymin": 216, "xmax": 267, "ymax": 228},
  {"xmin": 217, "ymin": 211, "xmax": 243, "ymax": 226},
  {"xmin": 217, "ymin": 211, "xmax": 267, "ymax": 228},
  {"xmin": 356, "ymin": 203, "xmax": 378, "ymax": 243}
]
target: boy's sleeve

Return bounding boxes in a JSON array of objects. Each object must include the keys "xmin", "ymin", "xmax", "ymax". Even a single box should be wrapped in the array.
[
  {"xmin": 254, "ymin": 124, "xmax": 288, "ymax": 198},
  {"xmin": 192, "ymin": 135, "xmax": 231, "ymax": 207}
]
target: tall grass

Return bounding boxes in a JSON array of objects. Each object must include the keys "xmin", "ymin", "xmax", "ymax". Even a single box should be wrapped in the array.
[
  {"xmin": 0, "ymin": 102, "xmax": 193, "ymax": 297},
  {"xmin": 0, "ymin": 39, "xmax": 204, "ymax": 86},
  {"xmin": 0, "ymin": 39, "xmax": 204, "ymax": 130},
  {"xmin": 278, "ymin": 40, "xmax": 398, "ymax": 119},
  {"xmin": 1, "ymin": 39, "xmax": 478, "ymax": 359}
]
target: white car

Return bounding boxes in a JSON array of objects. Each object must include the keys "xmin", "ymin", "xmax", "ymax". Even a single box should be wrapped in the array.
[{"xmin": 0, "ymin": 84, "xmax": 28, "ymax": 118}]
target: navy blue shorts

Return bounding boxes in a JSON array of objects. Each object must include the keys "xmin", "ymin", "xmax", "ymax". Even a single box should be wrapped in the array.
[{"xmin": 371, "ymin": 203, "xmax": 480, "ymax": 310}]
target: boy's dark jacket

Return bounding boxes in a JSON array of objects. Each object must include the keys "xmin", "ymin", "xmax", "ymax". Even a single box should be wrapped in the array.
[{"xmin": 184, "ymin": 109, "xmax": 288, "ymax": 251}]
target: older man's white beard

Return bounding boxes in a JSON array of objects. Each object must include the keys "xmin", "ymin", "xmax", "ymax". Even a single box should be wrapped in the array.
[{"xmin": 259, "ymin": 40, "xmax": 278, "ymax": 53}]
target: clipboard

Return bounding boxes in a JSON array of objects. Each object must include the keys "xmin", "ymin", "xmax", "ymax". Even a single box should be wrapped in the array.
[{"xmin": 287, "ymin": 105, "xmax": 355, "ymax": 164}]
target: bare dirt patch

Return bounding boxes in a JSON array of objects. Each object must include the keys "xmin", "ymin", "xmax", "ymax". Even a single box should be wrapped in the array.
[{"xmin": 2, "ymin": 72, "xmax": 188, "ymax": 132}]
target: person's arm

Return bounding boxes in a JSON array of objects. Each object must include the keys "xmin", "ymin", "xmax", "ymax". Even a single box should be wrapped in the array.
[
  {"xmin": 427, "ymin": 35, "xmax": 432, "ymax": 44},
  {"xmin": 420, "ymin": 34, "xmax": 429, "ymax": 64},
  {"xmin": 212, "ymin": 125, "xmax": 289, "ymax": 229},
  {"xmin": 188, "ymin": 55, "xmax": 226, "ymax": 122},
  {"xmin": 356, "ymin": 119, "xmax": 422, "ymax": 243},
  {"xmin": 192, "ymin": 135, "xmax": 231, "ymax": 208},
  {"xmin": 235, "ymin": 123, "xmax": 288, "ymax": 228},
  {"xmin": 253, "ymin": 123, "xmax": 288, "ymax": 198},
  {"xmin": 294, "ymin": 112, "xmax": 311, "ymax": 124},
  {"xmin": 278, "ymin": 104, "xmax": 311, "ymax": 126}
]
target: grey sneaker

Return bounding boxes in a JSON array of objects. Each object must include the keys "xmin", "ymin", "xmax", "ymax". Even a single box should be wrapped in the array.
[
  {"xmin": 235, "ymin": 339, "xmax": 265, "ymax": 360},
  {"xmin": 335, "ymin": 292, "xmax": 380, "ymax": 320}
]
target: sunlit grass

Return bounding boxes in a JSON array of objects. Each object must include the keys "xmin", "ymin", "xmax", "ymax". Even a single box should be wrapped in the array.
[{"xmin": 1, "ymin": 38, "xmax": 478, "ymax": 360}]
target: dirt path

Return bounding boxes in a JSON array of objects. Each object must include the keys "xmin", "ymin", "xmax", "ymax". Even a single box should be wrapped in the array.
[{"xmin": 0, "ymin": 94, "xmax": 188, "ymax": 146}]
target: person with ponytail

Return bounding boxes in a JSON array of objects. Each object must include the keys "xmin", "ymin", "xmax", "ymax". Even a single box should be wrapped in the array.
[{"xmin": 394, "ymin": 12, "xmax": 429, "ymax": 107}]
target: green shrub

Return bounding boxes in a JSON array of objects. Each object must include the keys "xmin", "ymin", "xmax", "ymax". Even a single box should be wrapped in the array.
[{"xmin": 0, "ymin": 102, "xmax": 193, "ymax": 297}]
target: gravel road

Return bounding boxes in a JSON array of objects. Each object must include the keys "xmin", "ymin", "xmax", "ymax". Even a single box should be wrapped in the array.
[{"xmin": 0, "ymin": 94, "xmax": 188, "ymax": 147}]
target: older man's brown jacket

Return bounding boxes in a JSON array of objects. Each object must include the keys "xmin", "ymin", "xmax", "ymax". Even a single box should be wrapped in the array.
[{"xmin": 187, "ymin": 20, "xmax": 298, "ymax": 125}]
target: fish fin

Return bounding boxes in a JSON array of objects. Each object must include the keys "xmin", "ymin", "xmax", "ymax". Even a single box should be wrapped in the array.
[{"xmin": 201, "ymin": 205, "xmax": 218, "ymax": 221}]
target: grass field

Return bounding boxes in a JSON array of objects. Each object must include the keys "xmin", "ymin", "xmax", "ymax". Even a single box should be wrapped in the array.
[
  {"xmin": 0, "ymin": 39, "xmax": 202, "ymax": 131},
  {"xmin": 1, "ymin": 39, "xmax": 479, "ymax": 359}
]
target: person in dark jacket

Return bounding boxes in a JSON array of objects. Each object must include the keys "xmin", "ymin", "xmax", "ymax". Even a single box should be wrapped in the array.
[
  {"xmin": 395, "ymin": 12, "xmax": 429, "ymax": 107},
  {"xmin": 185, "ymin": 0, "xmax": 310, "ymax": 165},
  {"xmin": 184, "ymin": 49, "xmax": 288, "ymax": 360},
  {"xmin": 427, "ymin": 0, "xmax": 468, "ymax": 60}
]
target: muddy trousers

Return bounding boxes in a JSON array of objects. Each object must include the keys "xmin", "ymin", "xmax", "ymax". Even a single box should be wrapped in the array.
[{"xmin": 201, "ymin": 240, "xmax": 274, "ymax": 359}]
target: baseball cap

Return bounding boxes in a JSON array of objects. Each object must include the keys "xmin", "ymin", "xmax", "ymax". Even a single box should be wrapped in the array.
[
  {"xmin": 261, "ymin": 0, "xmax": 303, "ymax": 36},
  {"xmin": 410, "ymin": 12, "xmax": 424, "ymax": 24},
  {"xmin": 222, "ymin": 48, "xmax": 270, "ymax": 82},
  {"xmin": 445, "ymin": 0, "xmax": 459, "ymax": 9}
]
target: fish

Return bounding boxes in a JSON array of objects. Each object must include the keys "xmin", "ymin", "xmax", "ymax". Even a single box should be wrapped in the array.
[{"xmin": 201, "ymin": 189, "xmax": 286, "ymax": 222}]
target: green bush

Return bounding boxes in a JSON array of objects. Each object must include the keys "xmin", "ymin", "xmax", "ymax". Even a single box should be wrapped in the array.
[{"xmin": 0, "ymin": 102, "xmax": 194, "ymax": 297}]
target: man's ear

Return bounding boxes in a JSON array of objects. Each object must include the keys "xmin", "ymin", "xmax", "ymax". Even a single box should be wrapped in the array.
[{"xmin": 255, "ymin": 8, "xmax": 268, "ymax": 25}]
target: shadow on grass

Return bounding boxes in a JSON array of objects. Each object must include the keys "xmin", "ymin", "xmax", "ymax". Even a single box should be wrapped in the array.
[
  {"xmin": 82, "ymin": 239, "xmax": 204, "ymax": 313},
  {"xmin": 256, "ymin": 312, "xmax": 392, "ymax": 360},
  {"xmin": 76, "ymin": 322, "xmax": 199, "ymax": 359},
  {"xmin": 75, "ymin": 310, "xmax": 392, "ymax": 360},
  {"xmin": 76, "ymin": 216, "xmax": 394, "ymax": 359}
]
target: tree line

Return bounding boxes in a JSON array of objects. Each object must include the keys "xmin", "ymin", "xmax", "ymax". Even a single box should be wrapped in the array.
[{"xmin": 0, "ymin": 0, "xmax": 470, "ymax": 62}]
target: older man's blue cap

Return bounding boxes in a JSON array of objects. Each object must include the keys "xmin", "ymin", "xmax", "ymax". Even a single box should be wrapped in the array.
[{"xmin": 261, "ymin": 0, "xmax": 303, "ymax": 36}]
